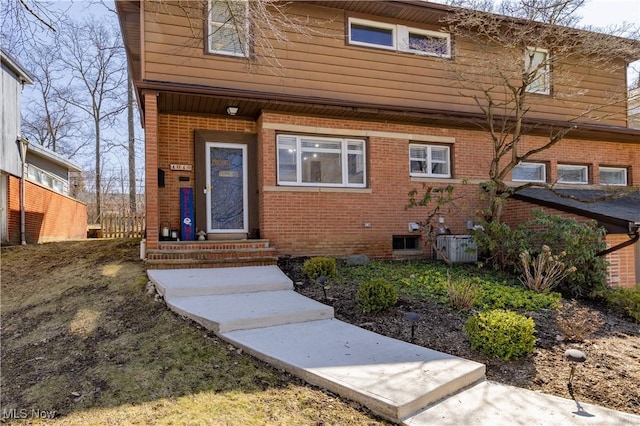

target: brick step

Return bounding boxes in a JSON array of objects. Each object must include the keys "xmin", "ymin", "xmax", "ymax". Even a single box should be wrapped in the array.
[
  {"xmin": 159, "ymin": 239, "xmax": 271, "ymax": 251},
  {"xmin": 147, "ymin": 239, "xmax": 277, "ymax": 270},
  {"xmin": 147, "ymin": 247, "xmax": 276, "ymax": 260},
  {"xmin": 145, "ymin": 256, "xmax": 279, "ymax": 270}
]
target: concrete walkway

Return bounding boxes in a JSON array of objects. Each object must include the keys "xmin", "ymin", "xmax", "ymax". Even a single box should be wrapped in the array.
[{"xmin": 148, "ymin": 266, "xmax": 640, "ymax": 425}]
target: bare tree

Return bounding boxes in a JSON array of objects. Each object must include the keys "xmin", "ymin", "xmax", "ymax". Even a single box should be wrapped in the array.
[
  {"xmin": 56, "ymin": 18, "xmax": 127, "ymax": 222},
  {"xmin": 440, "ymin": 0, "xmax": 640, "ymax": 222},
  {"xmin": 20, "ymin": 42, "xmax": 85, "ymax": 158}
]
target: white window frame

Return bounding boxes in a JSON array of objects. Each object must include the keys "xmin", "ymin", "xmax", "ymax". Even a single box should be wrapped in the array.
[
  {"xmin": 276, "ymin": 134, "xmax": 367, "ymax": 188},
  {"xmin": 599, "ymin": 166, "xmax": 628, "ymax": 186},
  {"xmin": 512, "ymin": 162, "xmax": 546, "ymax": 183},
  {"xmin": 26, "ymin": 164, "xmax": 68, "ymax": 194},
  {"xmin": 409, "ymin": 144, "xmax": 451, "ymax": 178},
  {"xmin": 557, "ymin": 164, "xmax": 588, "ymax": 184},
  {"xmin": 208, "ymin": 0, "xmax": 249, "ymax": 57},
  {"xmin": 348, "ymin": 17, "xmax": 397, "ymax": 50},
  {"xmin": 348, "ymin": 17, "xmax": 451, "ymax": 58},
  {"xmin": 525, "ymin": 47, "xmax": 550, "ymax": 95},
  {"xmin": 399, "ymin": 26, "xmax": 451, "ymax": 58}
]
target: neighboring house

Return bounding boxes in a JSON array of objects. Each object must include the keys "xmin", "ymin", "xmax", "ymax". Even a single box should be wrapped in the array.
[
  {"xmin": 0, "ymin": 48, "xmax": 87, "ymax": 245},
  {"xmin": 116, "ymin": 1, "xmax": 640, "ymax": 286},
  {"xmin": 630, "ymin": 87, "xmax": 640, "ymax": 129}
]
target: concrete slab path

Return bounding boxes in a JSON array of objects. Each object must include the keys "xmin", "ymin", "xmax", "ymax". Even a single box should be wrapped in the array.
[{"xmin": 149, "ymin": 266, "xmax": 640, "ymax": 425}]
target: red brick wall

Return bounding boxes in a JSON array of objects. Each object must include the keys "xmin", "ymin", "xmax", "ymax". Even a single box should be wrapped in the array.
[
  {"xmin": 144, "ymin": 92, "xmax": 160, "ymax": 250},
  {"xmin": 257, "ymin": 113, "xmax": 486, "ymax": 258},
  {"xmin": 7, "ymin": 175, "xmax": 87, "ymax": 244},
  {"xmin": 151, "ymin": 111, "xmax": 638, "ymax": 268},
  {"xmin": 604, "ymin": 234, "xmax": 637, "ymax": 289}
]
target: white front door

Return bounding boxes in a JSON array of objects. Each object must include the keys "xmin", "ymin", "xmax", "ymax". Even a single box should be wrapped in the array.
[{"xmin": 205, "ymin": 142, "xmax": 248, "ymax": 234}]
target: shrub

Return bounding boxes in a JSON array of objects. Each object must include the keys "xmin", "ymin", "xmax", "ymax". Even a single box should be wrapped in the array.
[
  {"xmin": 605, "ymin": 287, "xmax": 640, "ymax": 323},
  {"xmin": 519, "ymin": 245, "xmax": 577, "ymax": 293},
  {"xmin": 302, "ymin": 257, "xmax": 337, "ymax": 280},
  {"xmin": 464, "ymin": 309, "xmax": 536, "ymax": 360},
  {"xmin": 356, "ymin": 279, "xmax": 398, "ymax": 313},
  {"xmin": 446, "ymin": 273, "xmax": 478, "ymax": 311},
  {"xmin": 473, "ymin": 210, "xmax": 608, "ymax": 298},
  {"xmin": 476, "ymin": 280, "xmax": 561, "ymax": 311},
  {"xmin": 556, "ymin": 300, "xmax": 603, "ymax": 342}
]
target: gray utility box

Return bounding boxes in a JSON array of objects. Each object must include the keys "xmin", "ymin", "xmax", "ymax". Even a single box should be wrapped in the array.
[{"xmin": 436, "ymin": 235, "xmax": 478, "ymax": 263}]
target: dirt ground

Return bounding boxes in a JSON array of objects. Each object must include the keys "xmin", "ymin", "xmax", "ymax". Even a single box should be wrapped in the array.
[{"xmin": 280, "ymin": 257, "xmax": 640, "ymax": 416}]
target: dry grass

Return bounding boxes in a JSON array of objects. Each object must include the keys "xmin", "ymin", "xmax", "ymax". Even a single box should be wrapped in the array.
[{"xmin": 1, "ymin": 240, "xmax": 384, "ymax": 425}]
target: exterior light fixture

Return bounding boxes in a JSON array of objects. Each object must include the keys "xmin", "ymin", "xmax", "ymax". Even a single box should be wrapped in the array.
[
  {"xmin": 404, "ymin": 312, "xmax": 420, "ymax": 343},
  {"xmin": 226, "ymin": 106, "xmax": 239, "ymax": 116}
]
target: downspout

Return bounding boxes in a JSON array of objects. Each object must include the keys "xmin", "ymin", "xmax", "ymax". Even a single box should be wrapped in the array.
[
  {"xmin": 596, "ymin": 222, "xmax": 640, "ymax": 257},
  {"xmin": 18, "ymin": 137, "xmax": 28, "ymax": 245}
]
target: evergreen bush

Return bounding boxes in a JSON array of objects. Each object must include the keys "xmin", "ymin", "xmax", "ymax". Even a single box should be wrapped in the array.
[
  {"xmin": 356, "ymin": 279, "xmax": 398, "ymax": 313},
  {"xmin": 302, "ymin": 257, "xmax": 337, "ymax": 280},
  {"xmin": 464, "ymin": 309, "xmax": 536, "ymax": 360}
]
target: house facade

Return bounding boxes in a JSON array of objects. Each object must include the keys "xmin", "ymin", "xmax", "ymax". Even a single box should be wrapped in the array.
[
  {"xmin": 1, "ymin": 49, "xmax": 87, "ymax": 245},
  {"xmin": 116, "ymin": 1, "xmax": 639, "ymax": 286}
]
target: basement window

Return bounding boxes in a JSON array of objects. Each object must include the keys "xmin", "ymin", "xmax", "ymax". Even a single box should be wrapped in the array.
[{"xmin": 393, "ymin": 235, "xmax": 420, "ymax": 251}]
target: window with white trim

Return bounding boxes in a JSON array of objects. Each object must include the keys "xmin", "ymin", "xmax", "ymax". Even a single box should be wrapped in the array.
[
  {"xmin": 348, "ymin": 18, "xmax": 451, "ymax": 58},
  {"xmin": 409, "ymin": 144, "xmax": 451, "ymax": 178},
  {"xmin": 525, "ymin": 47, "xmax": 550, "ymax": 94},
  {"xmin": 26, "ymin": 164, "xmax": 67, "ymax": 194},
  {"xmin": 208, "ymin": 0, "xmax": 248, "ymax": 57},
  {"xmin": 599, "ymin": 167, "xmax": 627, "ymax": 186},
  {"xmin": 512, "ymin": 162, "xmax": 546, "ymax": 182},
  {"xmin": 277, "ymin": 135, "xmax": 366, "ymax": 187},
  {"xmin": 557, "ymin": 164, "xmax": 588, "ymax": 184}
]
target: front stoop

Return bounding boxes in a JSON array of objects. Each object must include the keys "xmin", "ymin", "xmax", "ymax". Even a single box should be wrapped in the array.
[
  {"xmin": 145, "ymin": 239, "xmax": 278, "ymax": 269},
  {"xmin": 149, "ymin": 266, "xmax": 486, "ymax": 424}
]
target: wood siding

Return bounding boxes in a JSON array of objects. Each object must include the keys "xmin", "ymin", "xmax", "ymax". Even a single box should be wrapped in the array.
[{"xmin": 141, "ymin": 1, "xmax": 629, "ymax": 126}]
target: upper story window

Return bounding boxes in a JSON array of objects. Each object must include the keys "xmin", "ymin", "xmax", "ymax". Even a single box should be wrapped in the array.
[
  {"xmin": 277, "ymin": 135, "xmax": 366, "ymax": 187},
  {"xmin": 557, "ymin": 164, "xmax": 588, "ymax": 184},
  {"xmin": 348, "ymin": 18, "xmax": 451, "ymax": 58},
  {"xmin": 599, "ymin": 166, "xmax": 627, "ymax": 186},
  {"xmin": 513, "ymin": 162, "xmax": 546, "ymax": 182},
  {"xmin": 525, "ymin": 47, "xmax": 550, "ymax": 94},
  {"xmin": 409, "ymin": 144, "xmax": 451, "ymax": 178},
  {"xmin": 208, "ymin": 0, "xmax": 248, "ymax": 57}
]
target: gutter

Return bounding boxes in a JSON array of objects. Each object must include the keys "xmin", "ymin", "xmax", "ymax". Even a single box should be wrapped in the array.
[
  {"xmin": 596, "ymin": 222, "xmax": 640, "ymax": 257},
  {"xmin": 17, "ymin": 138, "xmax": 28, "ymax": 245}
]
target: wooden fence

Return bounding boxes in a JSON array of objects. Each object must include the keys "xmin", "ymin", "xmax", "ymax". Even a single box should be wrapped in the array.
[{"xmin": 100, "ymin": 213, "xmax": 146, "ymax": 239}]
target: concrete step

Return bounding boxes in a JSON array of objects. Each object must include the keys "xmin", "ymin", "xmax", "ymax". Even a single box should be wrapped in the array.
[
  {"xmin": 148, "ymin": 265, "xmax": 292, "ymax": 298},
  {"xmin": 223, "ymin": 318, "xmax": 486, "ymax": 423},
  {"xmin": 403, "ymin": 380, "xmax": 640, "ymax": 425},
  {"xmin": 147, "ymin": 247, "xmax": 276, "ymax": 260},
  {"xmin": 166, "ymin": 290, "xmax": 334, "ymax": 333}
]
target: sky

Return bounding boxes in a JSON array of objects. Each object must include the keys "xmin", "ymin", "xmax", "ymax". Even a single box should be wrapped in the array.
[{"xmin": 579, "ymin": 0, "xmax": 640, "ymax": 27}]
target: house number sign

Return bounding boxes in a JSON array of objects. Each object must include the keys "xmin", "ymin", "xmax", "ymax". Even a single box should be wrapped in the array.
[{"xmin": 170, "ymin": 164, "xmax": 192, "ymax": 171}]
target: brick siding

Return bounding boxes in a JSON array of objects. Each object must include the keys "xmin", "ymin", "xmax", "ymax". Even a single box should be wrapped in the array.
[
  {"xmin": 147, "ymin": 110, "xmax": 638, "ymax": 283},
  {"xmin": 6, "ymin": 175, "xmax": 87, "ymax": 244}
]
